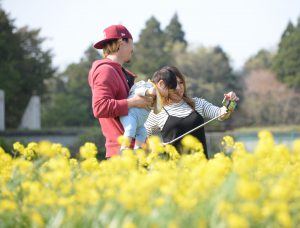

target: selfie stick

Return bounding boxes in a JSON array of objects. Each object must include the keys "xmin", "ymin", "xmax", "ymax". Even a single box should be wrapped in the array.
[
  {"xmin": 162, "ymin": 112, "xmax": 226, "ymax": 145},
  {"xmin": 162, "ymin": 99, "xmax": 236, "ymax": 146}
]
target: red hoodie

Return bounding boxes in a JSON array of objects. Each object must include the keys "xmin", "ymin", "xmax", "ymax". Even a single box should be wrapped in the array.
[{"xmin": 88, "ymin": 58, "xmax": 136, "ymax": 157}]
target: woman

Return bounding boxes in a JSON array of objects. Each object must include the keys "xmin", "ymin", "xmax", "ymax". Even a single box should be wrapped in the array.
[{"xmin": 145, "ymin": 66, "xmax": 239, "ymax": 158}]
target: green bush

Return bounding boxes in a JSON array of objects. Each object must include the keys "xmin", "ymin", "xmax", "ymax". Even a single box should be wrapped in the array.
[{"xmin": 0, "ymin": 137, "xmax": 13, "ymax": 155}]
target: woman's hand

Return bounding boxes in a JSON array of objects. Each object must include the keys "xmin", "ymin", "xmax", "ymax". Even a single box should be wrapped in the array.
[
  {"xmin": 223, "ymin": 91, "xmax": 239, "ymax": 112},
  {"xmin": 218, "ymin": 106, "xmax": 230, "ymax": 121}
]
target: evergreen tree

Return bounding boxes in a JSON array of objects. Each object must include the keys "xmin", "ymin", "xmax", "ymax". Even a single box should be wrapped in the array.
[
  {"xmin": 281, "ymin": 21, "xmax": 295, "ymax": 41},
  {"xmin": 175, "ymin": 45, "xmax": 240, "ymax": 104},
  {"xmin": 244, "ymin": 49, "xmax": 273, "ymax": 73},
  {"xmin": 0, "ymin": 7, "xmax": 55, "ymax": 128},
  {"xmin": 272, "ymin": 19, "xmax": 300, "ymax": 89},
  {"xmin": 165, "ymin": 13, "xmax": 187, "ymax": 46},
  {"xmin": 42, "ymin": 46, "xmax": 101, "ymax": 127},
  {"xmin": 130, "ymin": 16, "xmax": 171, "ymax": 76}
]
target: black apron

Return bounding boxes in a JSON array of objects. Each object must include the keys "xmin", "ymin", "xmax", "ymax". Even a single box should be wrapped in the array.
[{"xmin": 161, "ymin": 108, "xmax": 208, "ymax": 158}]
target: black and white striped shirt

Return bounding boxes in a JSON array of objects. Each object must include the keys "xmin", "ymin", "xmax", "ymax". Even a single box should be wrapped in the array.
[{"xmin": 145, "ymin": 97, "xmax": 222, "ymax": 137}]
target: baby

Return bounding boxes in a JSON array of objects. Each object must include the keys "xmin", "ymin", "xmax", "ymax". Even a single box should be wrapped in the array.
[{"xmin": 120, "ymin": 68, "xmax": 177, "ymax": 150}]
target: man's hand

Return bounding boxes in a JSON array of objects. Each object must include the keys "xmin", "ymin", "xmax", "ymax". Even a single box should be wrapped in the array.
[{"xmin": 127, "ymin": 95, "xmax": 153, "ymax": 108}]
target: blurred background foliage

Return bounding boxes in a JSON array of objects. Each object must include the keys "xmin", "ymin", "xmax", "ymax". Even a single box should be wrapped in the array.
[{"xmin": 1, "ymin": 6, "xmax": 300, "ymax": 132}]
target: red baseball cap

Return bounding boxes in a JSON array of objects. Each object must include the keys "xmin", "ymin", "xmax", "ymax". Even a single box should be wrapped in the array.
[{"xmin": 94, "ymin": 25, "xmax": 133, "ymax": 49}]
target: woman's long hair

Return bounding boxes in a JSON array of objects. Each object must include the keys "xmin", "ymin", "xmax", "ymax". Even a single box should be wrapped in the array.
[{"xmin": 155, "ymin": 66, "xmax": 195, "ymax": 109}]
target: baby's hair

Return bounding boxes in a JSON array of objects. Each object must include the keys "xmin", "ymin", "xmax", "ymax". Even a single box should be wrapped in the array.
[
  {"xmin": 156, "ymin": 66, "xmax": 195, "ymax": 109},
  {"xmin": 151, "ymin": 67, "xmax": 177, "ymax": 90}
]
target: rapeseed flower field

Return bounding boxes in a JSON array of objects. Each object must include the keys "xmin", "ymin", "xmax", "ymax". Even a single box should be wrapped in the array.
[{"xmin": 0, "ymin": 130, "xmax": 300, "ymax": 228}]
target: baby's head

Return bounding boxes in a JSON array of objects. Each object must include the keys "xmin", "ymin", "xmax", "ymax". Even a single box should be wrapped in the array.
[{"xmin": 151, "ymin": 66, "xmax": 177, "ymax": 97}]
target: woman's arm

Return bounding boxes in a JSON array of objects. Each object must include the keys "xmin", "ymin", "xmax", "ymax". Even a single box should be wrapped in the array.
[
  {"xmin": 194, "ymin": 91, "xmax": 239, "ymax": 120},
  {"xmin": 194, "ymin": 97, "xmax": 221, "ymax": 119}
]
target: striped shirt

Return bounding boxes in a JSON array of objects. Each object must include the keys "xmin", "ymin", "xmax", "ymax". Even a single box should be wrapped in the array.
[{"xmin": 145, "ymin": 97, "xmax": 222, "ymax": 137}]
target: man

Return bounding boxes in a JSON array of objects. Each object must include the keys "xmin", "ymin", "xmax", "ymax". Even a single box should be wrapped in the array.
[{"xmin": 88, "ymin": 25, "xmax": 152, "ymax": 158}]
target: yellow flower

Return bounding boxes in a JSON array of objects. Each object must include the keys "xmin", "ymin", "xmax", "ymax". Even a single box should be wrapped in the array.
[
  {"xmin": 122, "ymin": 221, "xmax": 136, "ymax": 228},
  {"xmin": 261, "ymin": 200, "xmax": 275, "ymax": 218},
  {"xmin": 154, "ymin": 197, "xmax": 165, "ymax": 207},
  {"xmin": 31, "ymin": 211, "xmax": 44, "ymax": 227},
  {"xmin": 164, "ymin": 144, "xmax": 180, "ymax": 160},
  {"xmin": 197, "ymin": 219, "xmax": 208, "ymax": 228},
  {"xmin": 1, "ymin": 131, "xmax": 299, "ymax": 227},
  {"xmin": 0, "ymin": 146, "xmax": 6, "ymax": 155},
  {"xmin": 13, "ymin": 142, "xmax": 25, "ymax": 155},
  {"xmin": 255, "ymin": 130, "xmax": 275, "ymax": 157},
  {"xmin": 27, "ymin": 142, "xmax": 38, "ymax": 150},
  {"xmin": 61, "ymin": 147, "xmax": 71, "ymax": 158},
  {"xmin": 36, "ymin": 141, "xmax": 53, "ymax": 157},
  {"xmin": 0, "ymin": 200, "xmax": 17, "ymax": 211},
  {"xmin": 222, "ymin": 136, "xmax": 235, "ymax": 147},
  {"xmin": 292, "ymin": 139, "xmax": 300, "ymax": 154},
  {"xmin": 227, "ymin": 213, "xmax": 249, "ymax": 228},
  {"xmin": 118, "ymin": 135, "xmax": 131, "ymax": 147},
  {"xmin": 180, "ymin": 135, "xmax": 204, "ymax": 154},
  {"xmin": 69, "ymin": 158, "xmax": 78, "ymax": 168},
  {"xmin": 122, "ymin": 148, "xmax": 134, "ymax": 157},
  {"xmin": 276, "ymin": 211, "xmax": 292, "ymax": 228},
  {"xmin": 147, "ymin": 135, "xmax": 164, "ymax": 154},
  {"xmin": 80, "ymin": 142, "xmax": 98, "ymax": 159},
  {"xmin": 81, "ymin": 158, "xmax": 99, "ymax": 172},
  {"xmin": 181, "ymin": 135, "xmax": 199, "ymax": 149},
  {"xmin": 221, "ymin": 135, "xmax": 235, "ymax": 154},
  {"xmin": 217, "ymin": 200, "xmax": 233, "ymax": 217},
  {"xmin": 13, "ymin": 159, "xmax": 32, "ymax": 174},
  {"xmin": 168, "ymin": 222, "xmax": 179, "ymax": 228},
  {"xmin": 270, "ymin": 183, "xmax": 290, "ymax": 200},
  {"xmin": 239, "ymin": 202, "xmax": 261, "ymax": 220},
  {"xmin": 236, "ymin": 179, "xmax": 261, "ymax": 200}
]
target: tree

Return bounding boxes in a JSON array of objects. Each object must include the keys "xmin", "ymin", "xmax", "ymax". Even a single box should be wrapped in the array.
[
  {"xmin": 280, "ymin": 21, "xmax": 295, "ymax": 42},
  {"xmin": 165, "ymin": 13, "xmax": 187, "ymax": 46},
  {"xmin": 244, "ymin": 49, "xmax": 273, "ymax": 73},
  {"xmin": 272, "ymin": 19, "xmax": 300, "ymax": 89},
  {"xmin": 130, "ymin": 16, "xmax": 171, "ymax": 76},
  {"xmin": 239, "ymin": 70, "xmax": 300, "ymax": 126},
  {"xmin": 42, "ymin": 45, "xmax": 101, "ymax": 127},
  {"xmin": 0, "ymin": 7, "xmax": 55, "ymax": 128},
  {"xmin": 175, "ymin": 46, "xmax": 240, "ymax": 104}
]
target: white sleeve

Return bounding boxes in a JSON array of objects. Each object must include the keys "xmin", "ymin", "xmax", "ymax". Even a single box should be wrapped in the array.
[{"xmin": 194, "ymin": 97, "xmax": 221, "ymax": 119}]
